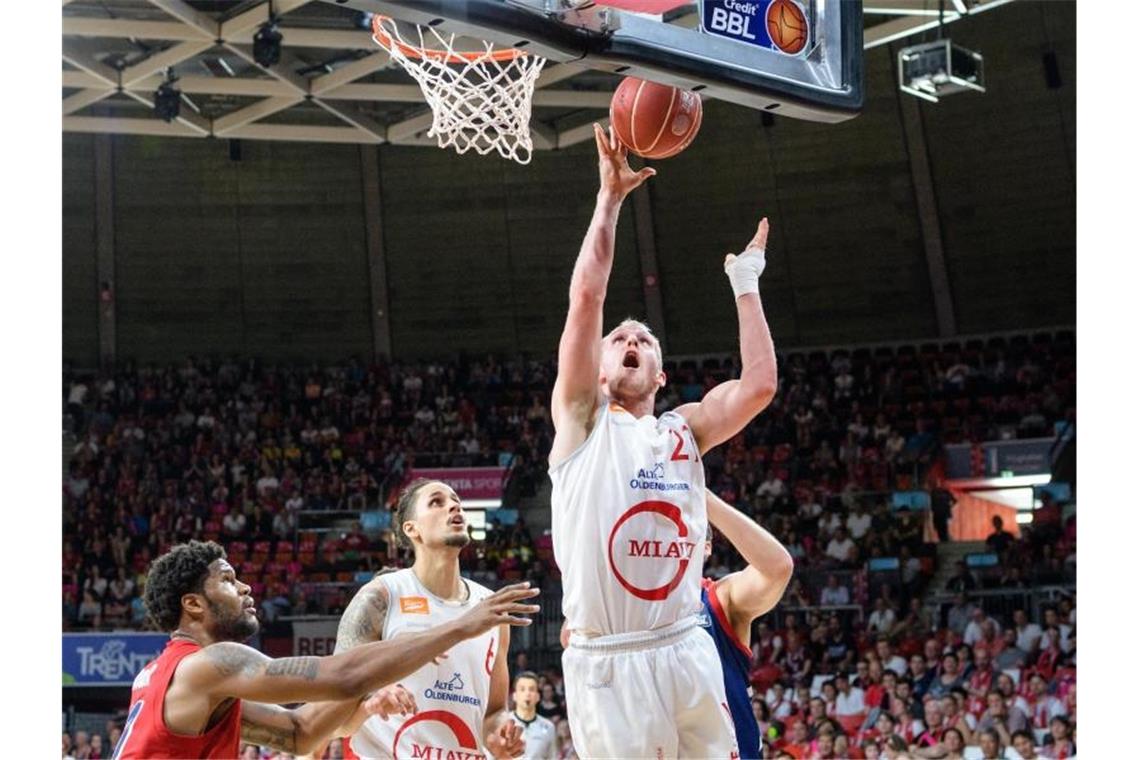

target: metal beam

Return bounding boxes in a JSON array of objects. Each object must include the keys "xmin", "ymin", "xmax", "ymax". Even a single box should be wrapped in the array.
[
  {"xmin": 63, "ymin": 17, "xmax": 212, "ymax": 41},
  {"xmin": 530, "ymin": 122, "xmax": 557, "ymax": 152},
  {"xmin": 144, "ymin": 0, "xmax": 218, "ymax": 38},
  {"xmin": 310, "ymin": 52, "xmax": 390, "ymax": 95},
  {"xmin": 896, "ymin": 76, "xmax": 957, "ymax": 337},
  {"xmin": 63, "ymin": 88, "xmax": 116, "ymax": 115},
  {"xmin": 62, "ymin": 41, "xmax": 120, "ymax": 86},
  {"xmin": 223, "ymin": 123, "xmax": 382, "ymax": 143},
  {"xmin": 359, "ymin": 145, "xmax": 392, "ymax": 360},
  {"xmin": 63, "ymin": 70, "xmax": 106, "ymax": 89},
  {"xmin": 213, "ymin": 96, "xmax": 304, "ymax": 134},
  {"xmin": 63, "ymin": 115, "xmax": 206, "ymax": 137},
  {"xmin": 120, "ymin": 40, "xmax": 215, "ymax": 87},
  {"xmin": 864, "ymin": 13, "xmax": 961, "ymax": 49},
  {"xmin": 557, "ymin": 118, "xmax": 609, "ymax": 149},
  {"xmin": 314, "ymin": 101, "xmax": 389, "ymax": 142},
  {"xmin": 280, "ymin": 28, "xmax": 375, "ymax": 49},
  {"xmin": 223, "ymin": 45, "xmax": 311, "ymax": 94},
  {"xmin": 127, "ymin": 74, "xmax": 297, "ymax": 98},
  {"xmin": 219, "ymin": 0, "xmax": 315, "ymax": 39},
  {"xmin": 94, "ymin": 134, "xmax": 117, "ymax": 368}
]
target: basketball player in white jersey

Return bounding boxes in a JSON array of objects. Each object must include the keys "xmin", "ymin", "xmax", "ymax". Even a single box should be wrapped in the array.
[
  {"xmin": 334, "ymin": 479, "xmax": 540, "ymax": 759},
  {"xmin": 548, "ymin": 123, "xmax": 778, "ymax": 757},
  {"xmin": 507, "ymin": 671, "xmax": 557, "ymax": 759}
]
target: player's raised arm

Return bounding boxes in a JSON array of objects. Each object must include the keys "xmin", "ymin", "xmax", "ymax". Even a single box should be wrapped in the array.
[
  {"xmin": 177, "ymin": 583, "xmax": 540, "ymax": 705},
  {"xmin": 706, "ymin": 489, "xmax": 794, "ymax": 640},
  {"xmin": 679, "ymin": 217, "xmax": 778, "ymax": 453},
  {"xmin": 550, "ymin": 124, "xmax": 655, "ymax": 465}
]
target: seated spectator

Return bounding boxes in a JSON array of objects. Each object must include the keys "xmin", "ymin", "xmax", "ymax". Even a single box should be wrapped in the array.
[
  {"xmin": 963, "ymin": 607, "xmax": 1001, "ymax": 648},
  {"xmin": 978, "ymin": 690, "xmax": 1029, "ymax": 744},
  {"xmin": 976, "ymin": 728, "xmax": 1005, "ymax": 760},
  {"xmin": 1042, "ymin": 608, "xmax": 1074, "ymax": 654},
  {"xmin": 824, "ymin": 616, "xmax": 855, "ymax": 670},
  {"xmin": 876, "ymin": 637, "xmax": 908, "ymax": 677},
  {"xmin": 1012, "ymin": 609, "xmax": 1043, "ymax": 654},
  {"xmin": 939, "ymin": 694, "xmax": 977, "ymax": 740},
  {"xmin": 846, "ymin": 502, "xmax": 873, "ymax": 541},
  {"xmin": 867, "ymin": 598, "xmax": 897, "ymax": 636},
  {"xmin": 994, "ymin": 673, "xmax": 1032, "ymax": 718},
  {"xmin": 820, "ymin": 575, "xmax": 851, "ymax": 606},
  {"xmin": 825, "ymin": 527, "xmax": 857, "ymax": 566},
  {"xmin": 927, "ymin": 653, "xmax": 964, "ymax": 700},
  {"xmin": 1010, "ymin": 729, "xmax": 1041, "ymax": 760},
  {"xmin": 834, "ymin": 672, "xmax": 866, "ymax": 719},
  {"xmin": 1039, "ymin": 716, "xmax": 1075, "ymax": 759},
  {"xmin": 222, "ymin": 506, "xmax": 246, "ymax": 537},
  {"xmin": 944, "ymin": 561, "xmax": 977, "ymax": 594},
  {"xmin": 945, "ymin": 593, "xmax": 976, "ymax": 637},
  {"xmin": 1026, "ymin": 672, "xmax": 1067, "ymax": 730},
  {"xmin": 1034, "ymin": 627, "xmax": 1064, "ymax": 681},
  {"xmin": 966, "ymin": 647, "xmax": 995, "ymax": 700},
  {"xmin": 77, "ymin": 591, "xmax": 102, "ymax": 626},
  {"xmin": 994, "ymin": 629, "xmax": 1029, "ymax": 671}
]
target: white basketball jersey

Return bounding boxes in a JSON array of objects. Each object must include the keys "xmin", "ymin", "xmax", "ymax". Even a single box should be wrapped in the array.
[
  {"xmin": 549, "ymin": 402, "xmax": 707, "ymax": 636},
  {"xmin": 508, "ymin": 713, "xmax": 557, "ymax": 759},
  {"xmin": 349, "ymin": 569, "xmax": 500, "ymax": 760}
]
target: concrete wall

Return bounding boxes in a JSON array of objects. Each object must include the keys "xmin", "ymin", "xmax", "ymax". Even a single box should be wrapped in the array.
[{"xmin": 61, "ymin": 2, "xmax": 1075, "ymax": 364}]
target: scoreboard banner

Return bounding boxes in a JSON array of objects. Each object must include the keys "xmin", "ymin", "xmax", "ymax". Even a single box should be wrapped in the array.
[{"xmin": 62, "ymin": 633, "xmax": 168, "ymax": 687}]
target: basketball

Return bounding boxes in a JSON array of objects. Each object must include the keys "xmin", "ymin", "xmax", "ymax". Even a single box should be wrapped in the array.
[
  {"xmin": 766, "ymin": 0, "xmax": 808, "ymax": 55},
  {"xmin": 609, "ymin": 77, "xmax": 703, "ymax": 160}
]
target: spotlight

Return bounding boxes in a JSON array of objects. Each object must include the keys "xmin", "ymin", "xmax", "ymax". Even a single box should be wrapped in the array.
[
  {"xmin": 253, "ymin": 18, "xmax": 283, "ymax": 67},
  {"xmin": 154, "ymin": 69, "xmax": 181, "ymax": 122}
]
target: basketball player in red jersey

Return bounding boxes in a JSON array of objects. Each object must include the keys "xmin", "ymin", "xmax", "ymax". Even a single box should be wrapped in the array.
[
  {"xmin": 112, "ymin": 540, "xmax": 539, "ymax": 759},
  {"xmin": 548, "ymin": 123, "xmax": 778, "ymax": 757}
]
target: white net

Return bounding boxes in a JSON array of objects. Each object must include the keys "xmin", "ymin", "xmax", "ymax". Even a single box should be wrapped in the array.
[{"xmin": 372, "ymin": 16, "xmax": 547, "ymax": 164}]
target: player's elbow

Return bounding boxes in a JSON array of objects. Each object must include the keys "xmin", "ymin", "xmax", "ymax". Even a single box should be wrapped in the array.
[{"xmin": 773, "ymin": 548, "xmax": 795, "ymax": 586}]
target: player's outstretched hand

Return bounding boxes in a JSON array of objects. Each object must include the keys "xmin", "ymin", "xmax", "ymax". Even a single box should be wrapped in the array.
[
  {"xmin": 486, "ymin": 718, "xmax": 526, "ymax": 759},
  {"xmin": 594, "ymin": 122, "xmax": 655, "ymax": 200},
  {"xmin": 455, "ymin": 582, "xmax": 541, "ymax": 638},
  {"xmin": 362, "ymin": 684, "xmax": 418, "ymax": 720},
  {"xmin": 724, "ymin": 216, "xmax": 770, "ymax": 295}
]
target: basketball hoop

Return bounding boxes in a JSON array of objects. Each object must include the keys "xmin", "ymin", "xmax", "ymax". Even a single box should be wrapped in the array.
[{"xmin": 371, "ymin": 15, "xmax": 546, "ymax": 164}]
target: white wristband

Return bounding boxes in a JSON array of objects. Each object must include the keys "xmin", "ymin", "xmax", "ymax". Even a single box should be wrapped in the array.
[{"xmin": 725, "ymin": 245, "xmax": 767, "ymax": 298}]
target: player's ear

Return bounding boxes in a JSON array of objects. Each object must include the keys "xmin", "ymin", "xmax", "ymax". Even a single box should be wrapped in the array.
[
  {"xmin": 656, "ymin": 369, "xmax": 667, "ymax": 389},
  {"xmin": 182, "ymin": 592, "xmax": 207, "ymax": 620},
  {"xmin": 403, "ymin": 519, "xmax": 419, "ymax": 545}
]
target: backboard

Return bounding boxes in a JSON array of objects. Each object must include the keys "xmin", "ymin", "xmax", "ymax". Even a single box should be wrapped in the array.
[{"xmin": 325, "ymin": 0, "xmax": 864, "ymax": 123}]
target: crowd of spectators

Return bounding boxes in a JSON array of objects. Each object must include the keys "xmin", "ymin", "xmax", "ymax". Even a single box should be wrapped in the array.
[
  {"xmin": 62, "ymin": 331, "xmax": 1073, "ymax": 632},
  {"xmin": 741, "ymin": 596, "xmax": 1076, "ymax": 758},
  {"xmin": 61, "ymin": 332, "xmax": 1075, "ymax": 758}
]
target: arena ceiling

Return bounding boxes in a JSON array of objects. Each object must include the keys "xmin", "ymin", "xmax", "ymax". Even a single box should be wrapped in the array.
[{"xmin": 62, "ymin": 0, "xmax": 1014, "ymax": 149}]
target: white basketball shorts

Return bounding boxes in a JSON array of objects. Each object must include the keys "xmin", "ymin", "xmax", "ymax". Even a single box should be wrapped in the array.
[{"xmin": 562, "ymin": 616, "xmax": 739, "ymax": 759}]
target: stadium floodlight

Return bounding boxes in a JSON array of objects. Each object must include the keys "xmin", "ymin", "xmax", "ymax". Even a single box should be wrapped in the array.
[
  {"xmin": 253, "ymin": 17, "xmax": 284, "ymax": 68},
  {"xmin": 153, "ymin": 68, "xmax": 181, "ymax": 122},
  {"xmin": 898, "ymin": 39, "xmax": 984, "ymax": 103}
]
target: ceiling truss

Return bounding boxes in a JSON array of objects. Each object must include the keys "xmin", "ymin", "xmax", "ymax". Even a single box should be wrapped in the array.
[{"xmin": 61, "ymin": 0, "xmax": 1015, "ymax": 149}]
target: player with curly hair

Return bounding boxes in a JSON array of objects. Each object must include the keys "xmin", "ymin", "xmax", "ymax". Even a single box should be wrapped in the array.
[{"xmin": 112, "ymin": 540, "xmax": 539, "ymax": 759}]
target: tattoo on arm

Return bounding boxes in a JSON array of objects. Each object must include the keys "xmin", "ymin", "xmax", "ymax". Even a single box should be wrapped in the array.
[
  {"xmin": 240, "ymin": 713, "xmax": 297, "ymax": 753},
  {"xmin": 265, "ymin": 657, "xmax": 319, "ymax": 680},
  {"xmin": 203, "ymin": 643, "xmax": 265, "ymax": 678},
  {"xmin": 335, "ymin": 581, "xmax": 389, "ymax": 653}
]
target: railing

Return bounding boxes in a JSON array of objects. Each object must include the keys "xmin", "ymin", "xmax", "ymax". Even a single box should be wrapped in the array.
[{"xmin": 926, "ymin": 585, "xmax": 1075, "ymax": 627}]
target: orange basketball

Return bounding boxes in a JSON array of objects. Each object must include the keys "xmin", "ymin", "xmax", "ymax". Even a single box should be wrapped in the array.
[
  {"xmin": 766, "ymin": 0, "xmax": 808, "ymax": 55},
  {"xmin": 609, "ymin": 77, "xmax": 703, "ymax": 160}
]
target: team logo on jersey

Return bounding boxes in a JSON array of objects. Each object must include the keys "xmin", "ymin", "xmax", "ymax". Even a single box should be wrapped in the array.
[
  {"xmin": 607, "ymin": 500, "xmax": 697, "ymax": 601},
  {"xmin": 629, "ymin": 461, "xmax": 691, "ymax": 492},
  {"xmin": 392, "ymin": 709, "xmax": 481, "ymax": 760},
  {"xmin": 695, "ymin": 612, "xmax": 712, "ymax": 629},
  {"xmin": 424, "ymin": 672, "xmax": 482, "ymax": 707},
  {"xmin": 400, "ymin": 596, "xmax": 430, "ymax": 614}
]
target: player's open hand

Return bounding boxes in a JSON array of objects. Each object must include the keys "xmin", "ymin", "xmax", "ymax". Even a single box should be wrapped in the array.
[
  {"xmin": 594, "ymin": 123, "xmax": 655, "ymax": 200},
  {"xmin": 455, "ymin": 582, "xmax": 541, "ymax": 638},
  {"xmin": 362, "ymin": 684, "xmax": 418, "ymax": 720},
  {"xmin": 486, "ymin": 718, "xmax": 526, "ymax": 759}
]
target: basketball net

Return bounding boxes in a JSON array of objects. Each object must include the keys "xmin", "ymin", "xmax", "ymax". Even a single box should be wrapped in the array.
[{"xmin": 371, "ymin": 16, "xmax": 546, "ymax": 164}]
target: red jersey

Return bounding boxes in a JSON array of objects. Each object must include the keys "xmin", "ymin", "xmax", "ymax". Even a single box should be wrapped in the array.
[{"xmin": 112, "ymin": 639, "xmax": 242, "ymax": 759}]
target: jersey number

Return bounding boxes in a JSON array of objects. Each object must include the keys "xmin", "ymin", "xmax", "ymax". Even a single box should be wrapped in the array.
[{"xmin": 670, "ymin": 426, "xmax": 696, "ymax": 462}]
